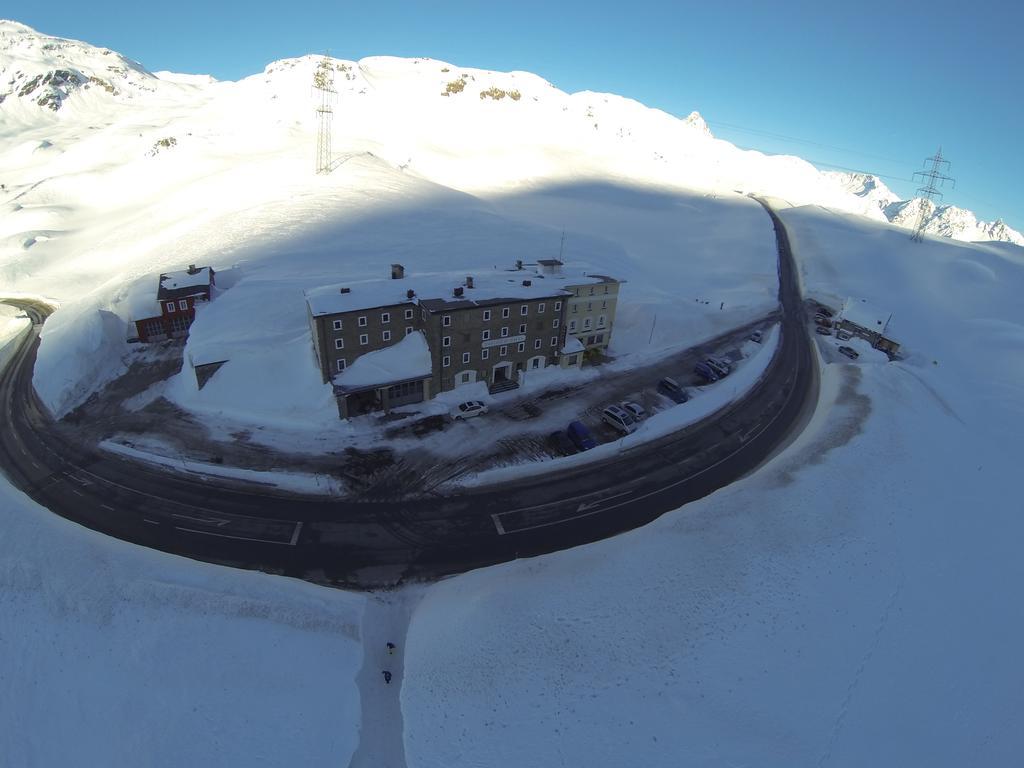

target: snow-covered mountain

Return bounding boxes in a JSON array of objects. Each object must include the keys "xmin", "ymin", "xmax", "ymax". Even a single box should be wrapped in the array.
[{"xmin": 824, "ymin": 171, "xmax": 1024, "ymax": 246}]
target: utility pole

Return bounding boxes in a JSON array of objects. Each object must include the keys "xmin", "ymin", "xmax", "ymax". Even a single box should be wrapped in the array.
[
  {"xmin": 558, "ymin": 230, "xmax": 566, "ymax": 261},
  {"xmin": 910, "ymin": 148, "xmax": 955, "ymax": 242},
  {"xmin": 313, "ymin": 56, "xmax": 336, "ymax": 174}
]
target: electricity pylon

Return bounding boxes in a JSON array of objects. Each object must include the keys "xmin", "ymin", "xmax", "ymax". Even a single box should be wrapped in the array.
[
  {"xmin": 313, "ymin": 56, "xmax": 336, "ymax": 174},
  {"xmin": 910, "ymin": 148, "xmax": 955, "ymax": 242}
]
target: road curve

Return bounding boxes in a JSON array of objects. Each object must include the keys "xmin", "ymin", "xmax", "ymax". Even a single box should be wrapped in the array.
[{"xmin": 0, "ymin": 200, "xmax": 817, "ymax": 589}]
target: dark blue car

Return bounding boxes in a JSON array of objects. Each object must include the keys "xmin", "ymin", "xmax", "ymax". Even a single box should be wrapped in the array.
[
  {"xmin": 567, "ymin": 420, "xmax": 597, "ymax": 451},
  {"xmin": 694, "ymin": 361, "xmax": 718, "ymax": 383},
  {"xmin": 657, "ymin": 377, "xmax": 689, "ymax": 403}
]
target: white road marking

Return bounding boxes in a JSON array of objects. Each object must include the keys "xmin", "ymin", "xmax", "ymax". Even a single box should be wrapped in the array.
[
  {"xmin": 576, "ymin": 490, "xmax": 633, "ymax": 513},
  {"xmin": 171, "ymin": 512, "xmax": 231, "ymax": 527},
  {"xmin": 289, "ymin": 522, "xmax": 303, "ymax": 545},
  {"xmin": 174, "ymin": 526, "xmax": 298, "ymax": 546}
]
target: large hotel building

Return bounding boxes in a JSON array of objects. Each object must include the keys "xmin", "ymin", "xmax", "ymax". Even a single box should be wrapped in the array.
[{"xmin": 305, "ymin": 261, "xmax": 621, "ymax": 418}]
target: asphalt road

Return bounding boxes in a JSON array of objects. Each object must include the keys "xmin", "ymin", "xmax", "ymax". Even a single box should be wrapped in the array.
[{"xmin": 0, "ymin": 199, "xmax": 817, "ymax": 589}]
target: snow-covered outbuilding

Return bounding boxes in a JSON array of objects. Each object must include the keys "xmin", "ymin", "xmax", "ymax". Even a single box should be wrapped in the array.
[
  {"xmin": 132, "ymin": 264, "xmax": 216, "ymax": 342},
  {"xmin": 837, "ymin": 297, "xmax": 900, "ymax": 356}
]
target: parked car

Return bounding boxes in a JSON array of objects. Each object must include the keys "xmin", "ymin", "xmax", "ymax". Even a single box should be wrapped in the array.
[
  {"xmin": 602, "ymin": 405, "xmax": 637, "ymax": 435},
  {"xmin": 815, "ymin": 326, "xmax": 832, "ymax": 336},
  {"xmin": 749, "ymin": 330, "xmax": 763, "ymax": 343},
  {"xmin": 452, "ymin": 400, "xmax": 488, "ymax": 420},
  {"xmin": 815, "ymin": 315, "xmax": 832, "ymax": 328},
  {"xmin": 567, "ymin": 420, "xmax": 597, "ymax": 451},
  {"xmin": 621, "ymin": 401, "xmax": 647, "ymax": 421},
  {"xmin": 836, "ymin": 328, "xmax": 852, "ymax": 341},
  {"xmin": 705, "ymin": 357, "xmax": 731, "ymax": 377},
  {"xmin": 546, "ymin": 430, "xmax": 578, "ymax": 457},
  {"xmin": 837, "ymin": 345, "xmax": 859, "ymax": 359},
  {"xmin": 816, "ymin": 304, "xmax": 834, "ymax": 318},
  {"xmin": 694, "ymin": 361, "xmax": 719, "ymax": 383},
  {"xmin": 658, "ymin": 377, "xmax": 690, "ymax": 402}
]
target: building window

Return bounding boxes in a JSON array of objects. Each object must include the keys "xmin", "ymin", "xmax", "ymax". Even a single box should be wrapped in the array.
[
  {"xmin": 550, "ymin": 336, "xmax": 558, "ymax": 347},
  {"xmin": 502, "ymin": 307, "xmax": 510, "ymax": 319},
  {"xmin": 442, "ymin": 355, "xmax": 451, "ymax": 368},
  {"xmin": 499, "ymin": 345, "xmax": 508, "ymax": 357},
  {"xmin": 538, "ymin": 303, "xmax": 545, "ymax": 314},
  {"xmin": 334, "ymin": 338, "xmax": 344, "ymax": 350},
  {"xmin": 405, "ymin": 326, "xmax": 413, "ymax": 336},
  {"xmin": 517, "ymin": 342, "xmax": 525, "ymax": 352},
  {"xmin": 359, "ymin": 333, "xmax": 368, "ymax": 345},
  {"xmin": 421, "ymin": 308, "xmax": 427, "ymax": 321},
  {"xmin": 554, "ymin": 301, "xmax": 562, "ymax": 312},
  {"xmin": 589, "ymin": 287, "xmax": 595, "ymax": 296},
  {"xmin": 404, "ymin": 308, "xmax": 414, "ymax": 320},
  {"xmin": 381, "ymin": 312, "xmax": 391, "ymax": 324},
  {"xmin": 166, "ymin": 302, "xmax": 176, "ymax": 313},
  {"xmin": 482, "ymin": 329, "xmax": 491, "ymax": 341},
  {"xmin": 518, "ymin": 323, "xmax": 527, "ymax": 335},
  {"xmin": 383, "ymin": 330, "xmax": 392, "ymax": 342},
  {"xmin": 179, "ymin": 299, "xmax": 188, "ymax": 311},
  {"xmin": 336, "ymin": 359, "xmax": 346, "ymax": 372},
  {"xmin": 572, "ymin": 304, "xmax": 578, "ymax": 313},
  {"xmin": 483, "ymin": 309, "xmax": 491, "ymax": 321},
  {"xmin": 587, "ymin": 302, "xmax": 592, "ymax": 311},
  {"xmin": 534, "ymin": 338, "xmax": 542, "ymax": 350},
  {"xmin": 443, "ymin": 335, "xmax": 451, "ymax": 347},
  {"xmin": 442, "ymin": 315, "xmax": 452, "ymax": 327},
  {"xmin": 569, "ymin": 320, "xmax": 577, "ymax": 332},
  {"xmin": 333, "ymin": 319, "xmax": 343, "ymax": 331},
  {"xmin": 596, "ymin": 334, "xmax": 604, "ymax": 343},
  {"xmin": 598, "ymin": 315, "xmax": 606, "ymax": 328},
  {"xmin": 520, "ymin": 305, "xmax": 528, "ymax": 316},
  {"xmin": 553, "ymin": 318, "xmax": 561, "ymax": 329},
  {"xmin": 587, "ymin": 335, "xmax": 596, "ymax": 345},
  {"xmin": 604, "ymin": 285, "xmax": 609, "ymax": 294},
  {"xmin": 500, "ymin": 327, "xmax": 509, "ymax": 338},
  {"xmin": 575, "ymin": 287, "xmax": 581, "ymax": 296},
  {"xmin": 358, "ymin": 316, "xmax": 367, "ymax": 327},
  {"xmin": 462, "ymin": 351, "xmax": 471, "ymax": 364},
  {"xmin": 584, "ymin": 318, "xmax": 592, "ymax": 330},
  {"xmin": 602, "ymin": 300, "xmax": 607, "ymax": 309},
  {"xmin": 482, "ymin": 348, "xmax": 489, "ymax": 360}
]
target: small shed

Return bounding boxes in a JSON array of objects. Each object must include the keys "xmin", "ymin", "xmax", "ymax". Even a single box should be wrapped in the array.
[{"xmin": 838, "ymin": 297, "xmax": 900, "ymax": 357}]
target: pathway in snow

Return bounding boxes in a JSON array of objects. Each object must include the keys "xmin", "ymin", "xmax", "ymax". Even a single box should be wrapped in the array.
[{"xmin": 347, "ymin": 589, "xmax": 422, "ymax": 768}]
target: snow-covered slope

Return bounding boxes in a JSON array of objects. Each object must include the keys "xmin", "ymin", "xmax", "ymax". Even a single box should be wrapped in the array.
[
  {"xmin": 3, "ymin": 20, "xmax": 1024, "ymax": 767},
  {"xmin": 824, "ymin": 171, "xmax": 1024, "ymax": 245}
]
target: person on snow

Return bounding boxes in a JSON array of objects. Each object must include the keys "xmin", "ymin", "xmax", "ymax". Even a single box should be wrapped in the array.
[{"xmin": 382, "ymin": 670, "xmax": 393, "ymax": 684}]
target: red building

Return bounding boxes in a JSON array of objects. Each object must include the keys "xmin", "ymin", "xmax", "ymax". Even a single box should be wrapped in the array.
[{"xmin": 134, "ymin": 264, "xmax": 216, "ymax": 342}]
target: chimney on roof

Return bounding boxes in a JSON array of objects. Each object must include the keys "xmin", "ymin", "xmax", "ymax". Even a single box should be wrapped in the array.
[
  {"xmin": 188, "ymin": 264, "xmax": 198, "ymax": 274},
  {"xmin": 391, "ymin": 263, "xmax": 405, "ymax": 280},
  {"xmin": 454, "ymin": 286, "xmax": 464, "ymax": 298},
  {"xmin": 340, "ymin": 287, "xmax": 351, "ymax": 294},
  {"xmin": 515, "ymin": 259, "xmax": 523, "ymax": 271},
  {"xmin": 466, "ymin": 275, "xmax": 474, "ymax": 289},
  {"xmin": 522, "ymin": 280, "xmax": 532, "ymax": 287},
  {"xmin": 406, "ymin": 289, "xmax": 415, "ymax": 299}
]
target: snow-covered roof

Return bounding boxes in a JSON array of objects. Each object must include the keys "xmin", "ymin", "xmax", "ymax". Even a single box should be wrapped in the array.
[
  {"xmin": 159, "ymin": 266, "xmax": 213, "ymax": 293},
  {"xmin": 561, "ymin": 336, "xmax": 585, "ymax": 355},
  {"xmin": 333, "ymin": 330, "xmax": 432, "ymax": 392},
  {"xmin": 841, "ymin": 298, "xmax": 892, "ymax": 334},
  {"xmin": 306, "ymin": 268, "xmax": 606, "ymax": 317}
]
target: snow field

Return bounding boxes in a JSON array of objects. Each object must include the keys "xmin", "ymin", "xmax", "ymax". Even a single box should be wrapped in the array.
[
  {"xmin": 399, "ymin": 207, "xmax": 1024, "ymax": 767},
  {"xmin": 0, "ymin": 480, "xmax": 365, "ymax": 767}
]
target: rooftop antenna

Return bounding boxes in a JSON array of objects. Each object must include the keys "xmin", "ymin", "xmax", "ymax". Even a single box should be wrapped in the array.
[
  {"xmin": 558, "ymin": 230, "xmax": 566, "ymax": 260},
  {"xmin": 313, "ymin": 54, "xmax": 337, "ymax": 174},
  {"xmin": 910, "ymin": 147, "xmax": 955, "ymax": 242}
]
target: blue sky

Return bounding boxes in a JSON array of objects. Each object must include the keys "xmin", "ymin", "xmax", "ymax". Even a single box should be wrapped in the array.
[{"xmin": 16, "ymin": 1, "xmax": 1024, "ymax": 228}]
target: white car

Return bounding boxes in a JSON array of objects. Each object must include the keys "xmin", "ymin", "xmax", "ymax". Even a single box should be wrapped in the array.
[
  {"xmin": 621, "ymin": 401, "xmax": 647, "ymax": 421},
  {"xmin": 602, "ymin": 404, "xmax": 637, "ymax": 435},
  {"xmin": 452, "ymin": 400, "xmax": 489, "ymax": 420}
]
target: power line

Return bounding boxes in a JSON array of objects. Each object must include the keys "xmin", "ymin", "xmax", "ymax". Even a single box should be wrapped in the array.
[
  {"xmin": 705, "ymin": 118, "xmax": 908, "ymax": 167},
  {"xmin": 313, "ymin": 55, "xmax": 336, "ymax": 175},
  {"xmin": 910, "ymin": 148, "xmax": 955, "ymax": 242}
]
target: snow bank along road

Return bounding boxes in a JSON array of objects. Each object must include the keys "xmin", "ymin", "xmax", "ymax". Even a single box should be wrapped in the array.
[{"xmin": 0, "ymin": 201, "xmax": 817, "ymax": 589}]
